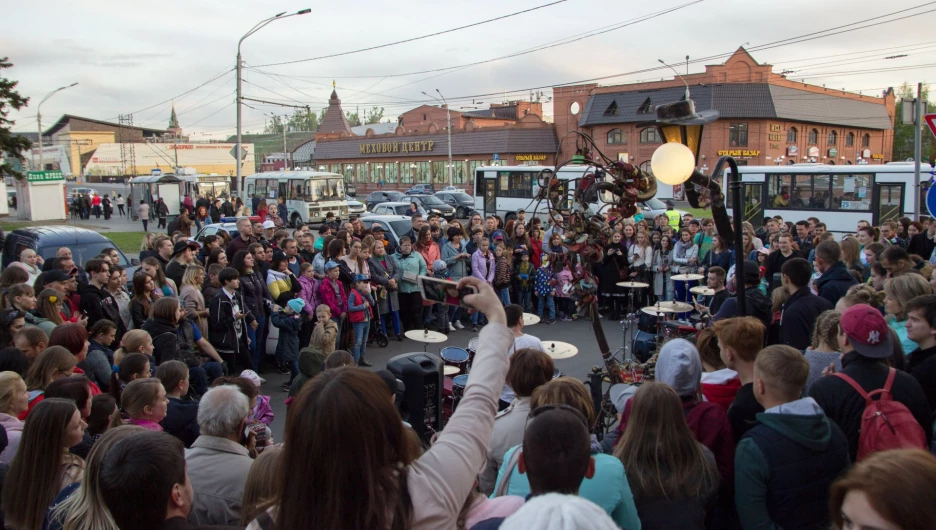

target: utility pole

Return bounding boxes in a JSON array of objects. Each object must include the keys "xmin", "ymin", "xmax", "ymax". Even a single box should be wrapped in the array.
[
  {"xmin": 282, "ymin": 117, "xmax": 288, "ymax": 170},
  {"xmin": 37, "ymin": 83, "xmax": 78, "ymax": 171},
  {"xmin": 914, "ymin": 82, "xmax": 923, "ymax": 221},
  {"xmin": 423, "ymin": 89, "xmax": 454, "ymax": 187}
]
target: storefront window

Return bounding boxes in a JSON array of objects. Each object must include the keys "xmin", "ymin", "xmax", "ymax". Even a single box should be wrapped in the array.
[
  {"xmin": 355, "ymin": 163, "xmax": 367, "ymax": 184},
  {"xmin": 639, "ymin": 128, "xmax": 659, "ymax": 144},
  {"xmin": 432, "ymin": 161, "xmax": 447, "ymax": 184},
  {"xmin": 329, "ymin": 164, "xmax": 340, "ymax": 174},
  {"xmin": 453, "ymin": 162, "xmax": 467, "ymax": 185},
  {"xmin": 371, "ymin": 164, "xmax": 383, "ymax": 184},
  {"xmin": 415, "ymin": 161, "xmax": 431, "ymax": 183},
  {"xmin": 386, "ymin": 162, "xmax": 399, "ymax": 185},
  {"xmin": 729, "ymin": 123, "xmax": 748, "ymax": 147},
  {"xmin": 401, "ymin": 164, "xmax": 415, "ymax": 184},
  {"xmin": 343, "ymin": 165, "xmax": 354, "ymax": 181}
]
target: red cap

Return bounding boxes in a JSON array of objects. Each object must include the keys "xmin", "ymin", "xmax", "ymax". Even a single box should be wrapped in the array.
[{"xmin": 840, "ymin": 304, "xmax": 892, "ymax": 358}]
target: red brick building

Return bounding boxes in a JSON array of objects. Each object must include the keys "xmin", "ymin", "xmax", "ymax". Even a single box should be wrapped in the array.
[{"xmin": 552, "ymin": 48, "xmax": 896, "ymax": 197}]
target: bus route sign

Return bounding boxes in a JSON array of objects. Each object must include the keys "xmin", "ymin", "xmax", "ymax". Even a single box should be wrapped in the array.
[{"xmin": 26, "ymin": 170, "xmax": 64, "ymax": 182}]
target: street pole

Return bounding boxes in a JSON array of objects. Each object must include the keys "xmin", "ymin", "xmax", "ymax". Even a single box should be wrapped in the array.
[
  {"xmin": 914, "ymin": 82, "xmax": 923, "ymax": 222},
  {"xmin": 438, "ymin": 89, "xmax": 453, "ymax": 188},
  {"xmin": 236, "ymin": 9, "xmax": 311, "ymax": 198},
  {"xmin": 282, "ymin": 117, "xmax": 288, "ymax": 170},
  {"xmin": 36, "ymin": 83, "xmax": 78, "ymax": 172}
]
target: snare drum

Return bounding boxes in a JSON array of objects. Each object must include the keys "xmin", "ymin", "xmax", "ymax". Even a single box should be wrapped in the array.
[
  {"xmin": 440, "ymin": 347, "xmax": 469, "ymax": 376},
  {"xmin": 466, "ymin": 338, "xmax": 479, "ymax": 372},
  {"xmin": 452, "ymin": 374, "xmax": 469, "ymax": 410}
]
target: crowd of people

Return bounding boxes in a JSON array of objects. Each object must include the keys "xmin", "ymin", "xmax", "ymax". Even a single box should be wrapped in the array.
[{"xmin": 0, "ymin": 190, "xmax": 934, "ymax": 529}]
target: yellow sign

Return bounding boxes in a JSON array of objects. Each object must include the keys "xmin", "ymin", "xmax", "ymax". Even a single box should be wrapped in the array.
[
  {"xmin": 717, "ymin": 149, "xmax": 761, "ymax": 157},
  {"xmin": 515, "ymin": 153, "xmax": 548, "ymax": 162},
  {"xmin": 872, "ymin": 154, "xmax": 884, "ymax": 160},
  {"xmin": 770, "ymin": 124, "xmax": 782, "ymax": 132},
  {"xmin": 768, "ymin": 134, "xmax": 783, "ymax": 142},
  {"xmin": 359, "ymin": 140, "xmax": 434, "ymax": 155}
]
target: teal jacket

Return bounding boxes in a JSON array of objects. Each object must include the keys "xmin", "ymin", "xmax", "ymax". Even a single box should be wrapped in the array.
[
  {"xmin": 734, "ymin": 398, "xmax": 850, "ymax": 530},
  {"xmin": 392, "ymin": 250, "xmax": 426, "ymax": 294},
  {"xmin": 493, "ymin": 445, "xmax": 641, "ymax": 530}
]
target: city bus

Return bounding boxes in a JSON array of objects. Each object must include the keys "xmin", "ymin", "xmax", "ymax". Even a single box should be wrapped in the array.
[
  {"xmin": 472, "ymin": 165, "xmax": 675, "ymax": 222},
  {"xmin": 725, "ymin": 162, "xmax": 934, "ymax": 237},
  {"xmin": 178, "ymin": 173, "xmax": 231, "ymax": 201},
  {"xmin": 244, "ymin": 171, "xmax": 348, "ymax": 226}
]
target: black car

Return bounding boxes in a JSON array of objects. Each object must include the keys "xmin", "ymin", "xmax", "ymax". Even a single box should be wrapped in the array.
[
  {"xmin": 405, "ymin": 184, "xmax": 435, "ymax": 195},
  {"xmin": 410, "ymin": 195, "xmax": 456, "ymax": 220},
  {"xmin": 364, "ymin": 190, "xmax": 405, "ymax": 211},
  {"xmin": 2, "ymin": 226, "xmax": 139, "ymax": 276},
  {"xmin": 346, "ymin": 182, "xmax": 357, "ymax": 197},
  {"xmin": 434, "ymin": 191, "xmax": 475, "ymax": 218}
]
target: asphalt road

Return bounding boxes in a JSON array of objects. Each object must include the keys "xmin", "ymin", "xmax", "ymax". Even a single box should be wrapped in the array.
[{"xmin": 261, "ymin": 316, "xmax": 630, "ymax": 442}]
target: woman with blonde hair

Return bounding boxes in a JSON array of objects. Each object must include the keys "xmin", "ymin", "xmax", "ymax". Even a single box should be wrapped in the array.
[
  {"xmin": 804, "ymin": 310, "xmax": 842, "ymax": 393},
  {"xmin": 883, "ymin": 273, "xmax": 933, "ymax": 354},
  {"xmin": 120, "ymin": 378, "xmax": 167, "ymax": 431},
  {"xmin": 0, "ymin": 371, "xmax": 28, "ymax": 464},
  {"xmin": 614, "ymin": 382, "xmax": 719, "ymax": 529},
  {"xmin": 112, "ymin": 329, "xmax": 154, "ymax": 366},
  {"xmin": 34, "ymin": 288, "xmax": 66, "ymax": 336},
  {"xmin": 491, "ymin": 377, "xmax": 641, "ymax": 530},
  {"xmin": 22, "ymin": 346, "xmax": 78, "ymax": 419},
  {"xmin": 180, "ymin": 264, "xmax": 210, "ymax": 335},
  {"xmin": 241, "ymin": 446, "xmax": 284, "ymax": 525},
  {"xmin": 138, "ymin": 232, "xmax": 157, "ymax": 261},
  {"xmin": 836, "ymin": 284, "xmax": 887, "ymax": 312},
  {"xmin": 839, "ymin": 236, "xmax": 864, "ymax": 277}
]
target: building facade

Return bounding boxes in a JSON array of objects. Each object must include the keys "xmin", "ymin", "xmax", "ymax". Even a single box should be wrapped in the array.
[{"xmin": 552, "ymin": 48, "xmax": 895, "ymax": 197}]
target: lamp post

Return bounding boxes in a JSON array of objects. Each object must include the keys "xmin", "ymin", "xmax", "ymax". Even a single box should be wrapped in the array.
[
  {"xmin": 236, "ymin": 9, "xmax": 311, "ymax": 197},
  {"xmin": 37, "ymin": 82, "xmax": 78, "ymax": 171},
  {"xmin": 422, "ymin": 89, "xmax": 454, "ymax": 188}
]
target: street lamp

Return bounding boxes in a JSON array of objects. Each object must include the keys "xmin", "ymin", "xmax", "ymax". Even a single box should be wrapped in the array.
[
  {"xmin": 37, "ymin": 82, "xmax": 78, "ymax": 171},
  {"xmin": 236, "ymin": 9, "xmax": 311, "ymax": 198},
  {"xmin": 644, "ymin": 98, "xmax": 748, "ymax": 313},
  {"xmin": 422, "ymin": 89, "xmax": 454, "ymax": 188}
]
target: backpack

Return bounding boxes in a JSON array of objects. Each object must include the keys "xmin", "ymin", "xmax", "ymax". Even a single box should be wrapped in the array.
[{"xmin": 834, "ymin": 368, "xmax": 927, "ymax": 460}]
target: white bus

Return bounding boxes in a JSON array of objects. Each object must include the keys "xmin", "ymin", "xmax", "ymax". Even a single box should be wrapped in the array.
[
  {"xmin": 472, "ymin": 164, "xmax": 676, "ymax": 222},
  {"xmin": 725, "ymin": 162, "xmax": 934, "ymax": 237},
  {"xmin": 244, "ymin": 171, "xmax": 348, "ymax": 226},
  {"xmin": 178, "ymin": 174, "xmax": 231, "ymax": 201}
]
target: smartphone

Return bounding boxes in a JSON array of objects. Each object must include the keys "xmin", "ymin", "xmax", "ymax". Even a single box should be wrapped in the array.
[{"xmin": 418, "ymin": 276, "xmax": 478, "ymax": 308}]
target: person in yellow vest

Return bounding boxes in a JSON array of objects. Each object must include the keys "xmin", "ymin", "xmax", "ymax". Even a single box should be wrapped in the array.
[{"xmin": 664, "ymin": 200, "xmax": 681, "ymax": 231}]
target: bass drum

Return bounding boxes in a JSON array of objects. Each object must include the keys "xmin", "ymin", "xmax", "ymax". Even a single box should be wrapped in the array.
[{"xmin": 633, "ymin": 331, "xmax": 657, "ymax": 364}]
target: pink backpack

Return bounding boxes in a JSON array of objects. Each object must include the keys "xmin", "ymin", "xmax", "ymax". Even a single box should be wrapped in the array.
[{"xmin": 834, "ymin": 368, "xmax": 927, "ymax": 461}]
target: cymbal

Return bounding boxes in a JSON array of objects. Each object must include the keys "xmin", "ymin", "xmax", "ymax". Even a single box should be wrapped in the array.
[
  {"xmin": 641, "ymin": 305, "xmax": 677, "ymax": 315},
  {"xmin": 404, "ymin": 330, "xmax": 448, "ymax": 343},
  {"xmin": 656, "ymin": 301, "xmax": 694, "ymax": 312},
  {"xmin": 616, "ymin": 281, "xmax": 650, "ymax": 288},
  {"xmin": 545, "ymin": 341, "xmax": 578, "ymax": 359},
  {"xmin": 671, "ymin": 273, "xmax": 705, "ymax": 281},
  {"xmin": 443, "ymin": 365, "xmax": 461, "ymax": 376},
  {"xmin": 523, "ymin": 313, "xmax": 541, "ymax": 326},
  {"xmin": 690, "ymin": 286, "xmax": 715, "ymax": 296}
]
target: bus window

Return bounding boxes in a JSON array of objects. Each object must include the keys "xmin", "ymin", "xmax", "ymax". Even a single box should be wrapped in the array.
[
  {"xmin": 288, "ymin": 179, "xmax": 305, "ymax": 199},
  {"xmin": 475, "ymin": 171, "xmax": 485, "ymax": 196},
  {"xmin": 247, "ymin": 184, "xmax": 254, "ymax": 197},
  {"xmin": 830, "ymin": 174, "xmax": 872, "ymax": 211},
  {"xmin": 768, "ymin": 175, "xmax": 792, "ymax": 208},
  {"xmin": 791, "ymin": 175, "xmax": 813, "ymax": 208}
]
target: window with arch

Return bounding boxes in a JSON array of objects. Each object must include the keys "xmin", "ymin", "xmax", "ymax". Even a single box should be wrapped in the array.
[
  {"xmin": 846, "ymin": 132, "xmax": 855, "ymax": 146},
  {"xmin": 639, "ymin": 161, "xmax": 653, "ymax": 174},
  {"xmin": 828, "ymin": 130, "xmax": 837, "ymax": 146},
  {"xmin": 639, "ymin": 128, "xmax": 659, "ymax": 144},
  {"xmin": 862, "ymin": 133, "xmax": 871, "ymax": 147},
  {"xmin": 808, "ymin": 128, "xmax": 818, "ymax": 144},
  {"xmin": 787, "ymin": 127, "xmax": 797, "ymax": 143},
  {"xmin": 607, "ymin": 128, "xmax": 625, "ymax": 145}
]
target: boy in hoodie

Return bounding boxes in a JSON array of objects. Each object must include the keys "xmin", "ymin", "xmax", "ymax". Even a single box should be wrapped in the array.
[
  {"xmin": 735, "ymin": 344, "xmax": 850, "ymax": 530},
  {"xmin": 271, "ymin": 298, "xmax": 304, "ymax": 392},
  {"xmin": 696, "ymin": 328, "xmax": 741, "ymax": 412},
  {"xmin": 310, "ymin": 304, "xmax": 338, "ymax": 356}
]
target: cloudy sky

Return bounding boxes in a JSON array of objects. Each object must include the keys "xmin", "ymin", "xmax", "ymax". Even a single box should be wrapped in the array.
[{"xmin": 5, "ymin": 0, "xmax": 934, "ymax": 140}]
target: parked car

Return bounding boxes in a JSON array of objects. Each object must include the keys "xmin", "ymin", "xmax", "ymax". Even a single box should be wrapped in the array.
[
  {"xmin": 192, "ymin": 222, "xmax": 241, "ymax": 244},
  {"xmin": 2, "ymin": 226, "xmax": 139, "ymax": 278},
  {"xmin": 360, "ymin": 215, "xmax": 412, "ymax": 249},
  {"xmin": 71, "ymin": 187, "xmax": 98, "ymax": 197},
  {"xmin": 369, "ymin": 202, "xmax": 412, "ymax": 216},
  {"xmin": 434, "ymin": 191, "xmax": 475, "ymax": 218},
  {"xmin": 404, "ymin": 184, "xmax": 435, "ymax": 195},
  {"xmin": 346, "ymin": 182, "xmax": 357, "ymax": 197},
  {"xmin": 364, "ymin": 190, "xmax": 405, "ymax": 211},
  {"xmin": 347, "ymin": 199, "xmax": 367, "ymax": 216},
  {"xmin": 440, "ymin": 186, "xmax": 465, "ymax": 193},
  {"xmin": 410, "ymin": 194, "xmax": 455, "ymax": 219}
]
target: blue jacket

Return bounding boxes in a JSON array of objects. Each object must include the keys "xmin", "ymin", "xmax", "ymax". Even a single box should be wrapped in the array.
[
  {"xmin": 815, "ymin": 261, "xmax": 858, "ymax": 307},
  {"xmin": 441, "ymin": 241, "xmax": 469, "ymax": 280},
  {"xmin": 271, "ymin": 310, "xmax": 302, "ymax": 362},
  {"xmin": 160, "ymin": 396, "xmax": 201, "ymax": 447},
  {"xmin": 779, "ymin": 288, "xmax": 833, "ymax": 351}
]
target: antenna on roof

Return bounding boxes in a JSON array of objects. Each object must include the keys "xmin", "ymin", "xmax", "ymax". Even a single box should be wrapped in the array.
[{"xmin": 658, "ymin": 59, "xmax": 690, "ymax": 100}]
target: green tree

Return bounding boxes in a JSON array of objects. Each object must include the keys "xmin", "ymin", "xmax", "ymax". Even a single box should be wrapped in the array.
[
  {"xmin": 345, "ymin": 110, "xmax": 362, "ymax": 127},
  {"xmin": 365, "ymin": 106, "xmax": 385, "ymax": 124},
  {"xmin": 0, "ymin": 57, "xmax": 31, "ymax": 179},
  {"xmin": 288, "ymin": 108, "xmax": 319, "ymax": 132},
  {"xmin": 263, "ymin": 115, "xmax": 287, "ymax": 134},
  {"xmin": 893, "ymin": 82, "xmax": 935, "ymax": 162}
]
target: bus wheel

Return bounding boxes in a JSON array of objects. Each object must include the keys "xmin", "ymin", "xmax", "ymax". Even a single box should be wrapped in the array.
[{"xmin": 290, "ymin": 213, "xmax": 301, "ymax": 228}]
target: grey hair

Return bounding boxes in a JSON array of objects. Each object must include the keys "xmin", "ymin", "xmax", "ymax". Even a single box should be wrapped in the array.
[{"xmin": 197, "ymin": 385, "xmax": 250, "ymax": 437}]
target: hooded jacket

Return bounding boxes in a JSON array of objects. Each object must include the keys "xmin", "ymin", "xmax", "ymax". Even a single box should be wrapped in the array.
[
  {"xmin": 907, "ymin": 344, "xmax": 936, "ymax": 414},
  {"xmin": 271, "ymin": 310, "xmax": 301, "ymax": 362},
  {"xmin": 165, "ymin": 259, "xmax": 188, "ymax": 288},
  {"xmin": 700, "ymin": 368, "xmax": 742, "ymax": 412},
  {"xmin": 393, "ymin": 250, "xmax": 427, "ymax": 294},
  {"xmin": 780, "ymin": 287, "xmax": 833, "ymax": 350},
  {"xmin": 141, "ymin": 317, "xmax": 200, "ymax": 366},
  {"xmin": 0, "ymin": 413, "xmax": 24, "ymax": 464},
  {"xmin": 735, "ymin": 397, "xmax": 850, "ymax": 530},
  {"xmin": 441, "ymin": 241, "xmax": 469, "ymax": 280},
  {"xmin": 712, "ymin": 285, "xmax": 772, "ymax": 329},
  {"xmin": 288, "ymin": 347, "xmax": 327, "ymax": 397},
  {"xmin": 208, "ymin": 290, "xmax": 255, "ymax": 355},
  {"xmin": 79, "ymin": 282, "xmax": 126, "ymax": 344},
  {"xmin": 161, "ymin": 396, "xmax": 201, "ymax": 447},
  {"xmin": 815, "ymin": 261, "xmax": 858, "ymax": 307}
]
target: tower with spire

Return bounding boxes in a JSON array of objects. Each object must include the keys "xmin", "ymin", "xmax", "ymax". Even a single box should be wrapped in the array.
[
  {"xmin": 315, "ymin": 87, "xmax": 353, "ymax": 140},
  {"xmin": 167, "ymin": 105, "xmax": 183, "ymax": 138}
]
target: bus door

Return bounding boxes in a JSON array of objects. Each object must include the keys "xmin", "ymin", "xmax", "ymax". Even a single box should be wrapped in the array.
[
  {"xmin": 872, "ymin": 183, "xmax": 903, "ymax": 225},
  {"xmin": 484, "ymin": 178, "xmax": 496, "ymax": 216},
  {"xmin": 742, "ymin": 183, "xmax": 765, "ymax": 228}
]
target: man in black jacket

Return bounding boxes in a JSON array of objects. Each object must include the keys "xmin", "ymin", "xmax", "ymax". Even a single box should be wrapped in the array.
[
  {"xmin": 764, "ymin": 233, "xmax": 803, "ymax": 291},
  {"xmin": 79, "ymin": 258, "xmax": 126, "ymax": 348},
  {"xmin": 208, "ymin": 268, "xmax": 256, "ymax": 371},
  {"xmin": 905, "ymin": 294, "xmax": 936, "ymax": 414},
  {"xmin": 780, "ymin": 258, "xmax": 833, "ymax": 350},
  {"xmin": 793, "ymin": 220, "xmax": 813, "ymax": 256},
  {"xmin": 208, "ymin": 199, "xmax": 222, "ymax": 224},
  {"xmin": 712, "ymin": 260, "xmax": 772, "ymax": 329},
  {"xmin": 810, "ymin": 304, "xmax": 932, "ymax": 461},
  {"xmin": 814, "ymin": 240, "xmax": 858, "ymax": 307}
]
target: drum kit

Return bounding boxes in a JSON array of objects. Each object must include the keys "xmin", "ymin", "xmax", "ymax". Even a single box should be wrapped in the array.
[{"xmin": 404, "ymin": 329, "xmax": 448, "ymax": 352}]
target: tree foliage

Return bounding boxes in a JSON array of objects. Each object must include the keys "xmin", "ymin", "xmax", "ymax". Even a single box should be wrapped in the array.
[
  {"xmin": 0, "ymin": 57, "xmax": 31, "ymax": 179},
  {"xmin": 893, "ymin": 82, "xmax": 935, "ymax": 163},
  {"xmin": 345, "ymin": 110, "xmax": 362, "ymax": 127},
  {"xmin": 263, "ymin": 108, "xmax": 323, "ymax": 134},
  {"xmin": 365, "ymin": 106, "xmax": 385, "ymax": 125}
]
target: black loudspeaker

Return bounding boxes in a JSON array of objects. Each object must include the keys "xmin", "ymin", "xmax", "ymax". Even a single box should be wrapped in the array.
[
  {"xmin": 633, "ymin": 331, "xmax": 657, "ymax": 364},
  {"xmin": 386, "ymin": 352, "xmax": 443, "ymax": 442}
]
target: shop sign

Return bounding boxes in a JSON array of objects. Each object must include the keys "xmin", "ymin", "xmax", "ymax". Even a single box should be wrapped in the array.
[
  {"xmin": 359, "ymin": 140, "xmax": 434, "ymax": 155},
  {"xmin": 828, "ymin": 148, "xmax": 838, "ymax": 158},
  {"xmin": 787, "ymin": 145, "xmax": 799, "ymax": 156},
  {"xmin": 872, "ymin": 154, "xmax": 884, "ymax": 160},
  {"xmin": 717, "ymin": 149, "xmax": 760, "ymax": 157},
  {"xmin": 26, "ymin": 170, "xmax": 64, "ymax": 182},
  {"xmin": 862, "ymin": 149, "xmax": 872, "ymax": 158},
  {"xmin": 807, "ymin": 146, "xmax": 820, "ymax": 157},
  {"xmin": 515, "ymin": 153, "xmax": 548, "ymax": 162}
]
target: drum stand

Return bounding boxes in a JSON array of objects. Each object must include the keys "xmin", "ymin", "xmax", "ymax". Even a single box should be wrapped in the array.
[{"xmin": 620, "ymin": 287, "xmax": 642, "ymax": 362}]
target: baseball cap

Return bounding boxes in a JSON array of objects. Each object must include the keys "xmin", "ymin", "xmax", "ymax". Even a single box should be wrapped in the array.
[
  {"xmin": 840, "ymin": 304, "xmax": 892, "ymax": 358},
  {"xmin": 41, "ymin": 270, "xmax": 70, "ymax": 283},
  {"xmin": 375, "ymin": 369, "xmax": 405, "ymax": 396},
  {"xmin": 757, "ymin": 246, "xmax": 771, "ymax": 255},
  {"xmin": 353, "ymin": 273, "xmax": 369, "ymax": 283},
  {"xmin": 371, "ymin": 225, "xmax": 384, "ymax": 232},
  {"xmin": 324, "ymin": 260, "xmax": 339, "ymax": 271},
  {"xmin": 262, "ymin": 220, "xmax": 276, "ymax": 229}
]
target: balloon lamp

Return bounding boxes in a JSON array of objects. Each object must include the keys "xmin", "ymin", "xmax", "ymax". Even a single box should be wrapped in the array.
[{"xmin": 651, "ymin": 142, "xmax": 695, "ymax": 185}]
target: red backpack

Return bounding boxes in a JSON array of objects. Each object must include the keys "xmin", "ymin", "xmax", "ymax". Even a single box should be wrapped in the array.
[{"xmin": 834, "ymin": 368, "xmax": 927, "ymax": 460}]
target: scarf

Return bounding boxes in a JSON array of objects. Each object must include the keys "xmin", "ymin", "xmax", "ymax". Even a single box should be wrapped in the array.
[{"xmin": 675, "ymin": 238, "xmax": 694, "ymax": 259}]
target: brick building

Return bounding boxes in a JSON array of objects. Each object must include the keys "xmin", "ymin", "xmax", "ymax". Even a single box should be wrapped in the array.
[
  {"xmin": 552, "ymin": 48, "xmax": 895, "ymax": 198},
  {"xmin": 297, "ymin": 90, "xmax": 557, "ymax": 194}
]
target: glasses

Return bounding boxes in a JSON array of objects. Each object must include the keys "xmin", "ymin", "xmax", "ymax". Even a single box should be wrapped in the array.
[{"xmin": 528, "ymin": 404, "xmax": 590, "ymax": 430}]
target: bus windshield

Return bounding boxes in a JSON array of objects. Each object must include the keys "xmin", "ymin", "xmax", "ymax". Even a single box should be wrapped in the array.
[
  {"xmin": 197, "ymin": 182, "xmax": 231, "ymax": 200},
  {"xmin": 303, "ymin": 178, "xmax": 346, "ymax": 202}
]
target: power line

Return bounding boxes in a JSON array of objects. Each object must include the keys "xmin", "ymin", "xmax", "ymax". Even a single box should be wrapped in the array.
[
  {"xmin": 101, "ymin": 67, "xmax": 234, "ymax": 121},
  {"xmin": 252, "ymin": 0, "xmax": 569, "ymax": 68}
]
